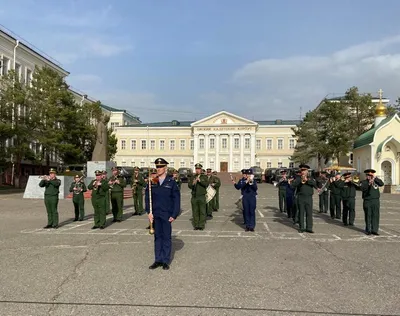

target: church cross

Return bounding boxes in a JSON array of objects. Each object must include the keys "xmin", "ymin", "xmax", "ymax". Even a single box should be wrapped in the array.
[{"xmin": 378, "ymin": 89, "xmax": 383, "ymax": 99}]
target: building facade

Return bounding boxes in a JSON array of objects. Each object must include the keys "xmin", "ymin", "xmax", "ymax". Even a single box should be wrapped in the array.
[{"xmin": 114, "ymin": 111, "xmax": 300, "ymax": 172}]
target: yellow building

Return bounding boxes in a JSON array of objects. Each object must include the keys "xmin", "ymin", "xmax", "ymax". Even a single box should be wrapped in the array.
[
  {"xmin": 353, "ymin": 92, "xmax": 400, "ymax": 192},
  {"xmin": 114, "ymin": 111, "xmax": 300, "ymax": 172}
]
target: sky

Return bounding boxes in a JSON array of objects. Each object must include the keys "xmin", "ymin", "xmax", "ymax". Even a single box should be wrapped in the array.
[{"xmin": 2, "ymin": 0, "xmax": 400, "ymax": 123}]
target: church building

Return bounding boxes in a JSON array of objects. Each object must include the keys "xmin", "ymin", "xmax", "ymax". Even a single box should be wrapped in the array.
[{"xmin": 353, "ymin": 93, "xmax": 400, "ymax": 193}]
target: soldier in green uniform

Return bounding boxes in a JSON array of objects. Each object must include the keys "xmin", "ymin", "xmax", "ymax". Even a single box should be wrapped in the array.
[
  {"xmin": 360, "ymin": 169, "xmax": 384, "ymax": 235},
  {"xmin": 39, "ymin": 168, "xmax": 61, "ymax": 229},
  {"xmin": 291, "ymin": 164, "xmax": 318, "ymax": 233},
  {"xmin": 88, "ymin": 170, "xmax": 110, "ymax": 229},
  {"xmin": 172, "ymin": 169, "xmax": 181, "ymax": 190},
  {"xmin": 212, "ymin": 171, "xmax": 221, "ymax": 212},
  {"xmin": 292, "ymin": 168, "xmax": 302, "ymax": 224},
  {"xmin": 336, "ymin": 172, "xmax": 358, "ymax": 226},
  {"xmin": 131, "ymin": 167, "xmax": 146, "ymax": 215},
  {"xmin": 102, "ymin": 170, "xmax": 111, "ymax": 215},
  {"xmin": 69, "ymin": 174, "xmax": 87, "ymax": 221},
  {"xmin": 329, "ymin": 173, "xmax": 342, "ymax": 219},
  {"xmin": 108, "ymin": 166, "xmax": 126, "ymax": 222},
  {"xmin": 316, "ymin": 171, "xmax": 329, "ymax": 213},
  {"xmin": 277, "ymin": 170, "xmax": 289, "ymax": 213},
  {"xmin": 205, "ymin": 168, "xmax": 216, "ymax": 219},
  {"xmin": 188, "ymin": 163, "xmax": 208, "ymax": 230}
]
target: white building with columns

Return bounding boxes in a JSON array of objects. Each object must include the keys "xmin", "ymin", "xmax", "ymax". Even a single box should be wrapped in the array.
[{"xmin": 113, "ymin": 111, "xmax": 300, "ymax": 172}]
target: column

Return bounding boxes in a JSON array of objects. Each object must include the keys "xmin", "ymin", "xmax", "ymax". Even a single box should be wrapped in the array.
[
  {"xmin": 215, "ymin": 134, "xmax": 220, "ymax": 171},
  {"xmin": 205, "ymin": 134, "xmax": 209, "ymax": 168},
  {"xmin": 250, "ymin": 133, "xmax": 256, "ymax": 167},
  {"xmin": 240, "ymin": 134, "xmax": 245, "ymax": 168},
  {"xmin": 193, "ymin": 134, "xmax": 199, "ymax": 165},
  {"xmin": 229, "ymin": 134, "xmax": 233, "ymax": 172}
]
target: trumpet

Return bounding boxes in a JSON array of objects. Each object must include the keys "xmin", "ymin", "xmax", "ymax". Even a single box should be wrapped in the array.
[
  {"xmin": 301, "ymin": 175, "xmax": 307, "ymax": 184},
  {"xmin": 38, "ymin": 175, "xmax": 50, "ymax": 180}
]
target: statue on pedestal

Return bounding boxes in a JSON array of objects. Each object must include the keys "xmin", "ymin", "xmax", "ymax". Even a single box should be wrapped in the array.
[{"xmin": 92, "ymin": 114, "xmax": 110, "ymax": 161}]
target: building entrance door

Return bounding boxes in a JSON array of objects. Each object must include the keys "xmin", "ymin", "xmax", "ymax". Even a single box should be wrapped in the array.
[{"xmin": 220, "ymin": 162, "xmax": 228, "ymax": 172}]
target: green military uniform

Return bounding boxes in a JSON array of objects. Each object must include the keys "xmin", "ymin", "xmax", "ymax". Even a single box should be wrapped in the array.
[
  {"xmin": 88, "ymin": 170, "xmax": 110, "ymax": 229},
  {"xmin": 39, "ymin": 168, "xmax": 61, "ymax": 228},
  {"xmin": 277, "ymin": 170, "xmax": 288, "ymax": 213},
  {"xmin": 188, "ymin": 163, "xmax": 208, "ymax": 230},
  {"xmin": 212, "ymin": 172, "xmax": 221, "ymax": 212},
  {"xmin": 172, "ymin": 170, "xmax": 182, "ymax": 190},
  {"xmin": 69, "ymin": 175, "xmax": 87, "ymax": 221},
  {"xmin": 291, "ymin": 170, "xmax": 302, "ymax": 224},
  {"xmin": 360, "ymin": 169, "xmax": 384, "ymax": 235},
  {"xmin": 336, "ymin": 173, "xmax": 358, "ymax": 226},
  {"xmin": 102, "ymin": 171, "xmax": 111, "ymax": 215},
  {"xmin": 291, "ymin": 165, "xmax": 317, "ymax": 233},
  {"xmin": 316, "ymin": 172, "xmax": 329, "ymax": 213},
  {"xmin": 131, "ymin": 167, "xmax": 146, "ymax": 215},
  {"xmin": 109, "ymin": 167, "xmax": 127, "ymax": 222},
  {"xmin": 329, "ymin": 176, "xmax": 342, "ymax": 219},
  {"xmin": 205, "ymin": 169, "xmax": 217, "ymax": 218}
]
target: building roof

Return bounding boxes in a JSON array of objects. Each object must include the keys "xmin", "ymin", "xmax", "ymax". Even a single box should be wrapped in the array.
[
  {"xmin": 100, "ymin": 104, "xmax": 141, "ymax": 122},
  {"xmin": 125, "ymin": 119, "xmax": 301, "ymax": 128},
  {"xmin": 376, "ymin": 135, "xmax": 400, "ymax": 156},
  {"xmin": 353, "ymin": 115, "xmax": 394, "ymax": 149},
  {"xmin": 0, "ymin": 27, "xmax": 69, "ymax": 76}
]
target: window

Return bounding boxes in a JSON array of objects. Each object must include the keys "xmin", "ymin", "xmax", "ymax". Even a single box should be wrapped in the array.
[
  {"xmin": 222, "ymin": 138, "xmax": 227, "ymax": 149},
  {"xmin": 190, "ymin": 139, "xmax": 194, "ymax": 150},
  {"xmin": 190, "ymin": 161, "xmax": 194, "ymax": 169},
  {"xmin": 266, "ymin": 139, "xmax": 272, "ymax": 150},
  {"xmin": 141, "ymin": 140, "xmax": 146, "ymax": 150},
  {"xmin": 111, "ymin": 122, "xmax": 120, "ymax": 129},
  {"xmin": 150, "ymin": 140, "xmax": 155, "ymax": 150},
  {"xmin": 15, "ymin": 63, "xmax": 21, "ymax": 80},
  {"xmin": 199, "ymin": 139, "xmax": 204, "ymax": 149},
  {"xmin": 278, "ymin": 162, "xmax": 283, "ymax": 168},
  {"xmin": 140, "ymin": 161, "xmax": 145, "ymax": 167},
  {"xmin": 1, "ymin": 57, "xmax": 9, "ymax": 75},
  {"xmin": 26, "ymin": 69, "xmax": 32, "ymax": 86},
  {"xmin": 210, "ymin": 161, "xmax": 215, "ymax": 169},
  {"xmin": 256, "ymin": 161, "xmax": 261, "ymax": 167},
  {"xmin": 245, "ymin": 138, "xmax": 250, "ymax": 149},
  {"xmin": 256, "ymin": 139, "xmax": 261, "ymax": 150},
  {"xmin": 234, "ymin": 161, "xmax": 239, "ymax": 171},
  {"xmin": 289, "ymin": 139, "xmax": 295, "ymax": 149},
  {"xmin": 170, "ymin": 161, "xmax": 175, "ymax": 168},
  {"xmin": 180, "ymin": 161, "xmax": 185, "ymax": 168},
  {"xmin": 160, "ymin": 140, "xmax": 165, "ymax": 150},
  {"xmin": 180, "ymin": 139, "xmax": 185, "ymax": 150},
  {"xmin": 267, "ymin": 162, "xmax": 272, "ymax": 168},
  {"xmin": 209, "ymin": 138, "xmax": 215, "ymax": 149},
  {"xmin": 131, "ymin": 140, "xmax": 136, "ymax": 150},
  {"xmin": 121, "ymin": 140, "xmax": 126, "ymax": 150},
  {"xmin": 277, "ymin": 139, "xmax": 283, "ymax": 150},
  {"xmin": 244, "ymin": 160, "xmax": 250, "ymax": 168},
  {"xmin": 234, "ymin": 138, "xmax": 239, "ymax": 149},
  {"xmin": 170, "ymin": 140, "xmax": 175, "ymax": 150},
  {"xmin": 289, "ymin": 162, "xmax": 294, "ymax": 168}
]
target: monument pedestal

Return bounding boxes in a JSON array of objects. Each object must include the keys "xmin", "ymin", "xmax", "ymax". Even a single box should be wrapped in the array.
[
  {"xmin": 23, "ymin": 176, "xmax": 74, "ymax": 199},
  {"xmin": 86, "ymin": 161, "xmax": 116, "ymax": 181}
]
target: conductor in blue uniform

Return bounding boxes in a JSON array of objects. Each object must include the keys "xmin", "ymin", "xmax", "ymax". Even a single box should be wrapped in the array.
[
  {"xmin": 145, "ymin": 158, "xmax": 181, "ymax": 270},
  {"xmin": 233, "ymin": 169, "xmax": 258, "ymax": 231}
]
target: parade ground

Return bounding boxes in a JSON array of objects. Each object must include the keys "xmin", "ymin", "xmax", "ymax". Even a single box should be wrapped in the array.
[{"xmin": 0, "ymin": 183, "xmax": 399, "ymax": 316}]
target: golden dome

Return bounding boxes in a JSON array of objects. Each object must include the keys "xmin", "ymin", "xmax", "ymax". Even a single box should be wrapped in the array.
[{"xmin": 375, "ymin": 88, "xmax": 386, "ymax": 117}]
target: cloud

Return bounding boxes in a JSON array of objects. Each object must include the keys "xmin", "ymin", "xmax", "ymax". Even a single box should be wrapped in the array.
[
  {"xmin": 228, "ymin": 34, "xmax": 400, "ymax": 119},
  {"xmin": 85, "ymin": 38, "xmax": 132, "ymax": 57}
]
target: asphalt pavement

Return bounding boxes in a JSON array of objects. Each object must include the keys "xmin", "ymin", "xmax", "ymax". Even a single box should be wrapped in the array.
[{"xmin": 0, "ymin": 182, "xmax": 399, "ymax": 316}]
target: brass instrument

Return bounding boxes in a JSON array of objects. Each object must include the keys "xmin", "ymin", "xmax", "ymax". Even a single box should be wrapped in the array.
[
  {"xmin": 301, "ymin": 175, "xmax": 307, "ymax": 184},
  {"xmin": 318, "ymin": 179, "xmax": 329, "ymax": 195},
  {"xmin": 92, "ymin": 179, "xmax": 101, "ymax": 191},
  {"xmin": 148, "ymin": 176, "xmax": 155, "ymax": 235},
  {"xmin": 108, "ymin": 175, "xmax": 118, "ymax": 189},
  {"xmin": 73, "ymin": 177, "xmax": 85, "ymax": 194},
  {"xmin": 38, "ymin": 175, "xmax": 50, "ymax": 180},
  {"xmin": 192, "ymin": 174, "xmax": 200, "ymax": 186},
  {"xmin": 369, "ymin": 176, "xmax": 379, "ymax": 189}
]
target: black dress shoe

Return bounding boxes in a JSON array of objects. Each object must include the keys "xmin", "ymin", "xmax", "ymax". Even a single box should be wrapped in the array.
[
  {"xmin": 372, "ymin": 232, "xmax": 380, "ymax": 236},
  {"xmin": 365, "ymin": 231, "xmax": 371, "ymax": 235},
  {"xmin": 149, "ymin": 262, "xmax": 162, "ymax": 269},
  {"xmin": 298, "ymin": 229, "xmax": 305, "ymax": 233},
  {"xmin": 194, "ymin": 227, "xmax": 198, "ymax": 230},
  {"xmin": 245, "ymin": 227, "xmax": 249, "ymax": 232},
  {"xmin": 73, "ymin": 219, "xmax": 78, "ymax": 222},
  {"xmin": 112, "ymin": 219, "xmax": 117, "ymax": 222},
  {"xmin": 349, "ymin": 223, "xmax": 354, "ymax": 226},
  {"xmin": 43, "ymin": 225, "xmax": 52, "ymax": 229},
  {"xmin": 344, "ymin": 223, "xmax": 348, "ymax": 226},
  {"xmin": 100, "ymin": 226, "xmax": 105, "ymax": 229},
  {"xmin": 116, "ymin": 220, "xmax": 122, "ymax": 222},
  {"xmin": 249, "ymin": 228, "xmax": 255, "ymax": 232},
  {"xmin": 52, "ymin": 226, "xmax": 59, "ymax": 229},
  {"xmin": 79, "ymin": 219, "xmax": 83, "ymax": 221},
  {"xmin": 162, "ymin": 263, "xmax": 170, "ymax": 270},
  {"xmin": 92, "ymin": 226, "xmax": 98, "ymax": 229},
  {"xmin": 306, "ymin": 230, "xmax": 314, "ymax": 233},
  {"xmin": 198, "ymin": 228, "xmax": 204, "ymax": 231}
]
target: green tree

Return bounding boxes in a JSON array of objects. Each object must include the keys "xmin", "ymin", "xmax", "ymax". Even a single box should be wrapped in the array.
[{"xmin": 107, "ymin": 128, "xmax": 118, "ymax": 161}]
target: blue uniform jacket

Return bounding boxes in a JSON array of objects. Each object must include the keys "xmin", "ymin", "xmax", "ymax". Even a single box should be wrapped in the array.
[
  {"xmin": 234, "ymin": 178, "xmax": 258, "ymax": 197},
  {"xmin": 145, "ymin": 176, "xmax": 181, "ymax": 219}
]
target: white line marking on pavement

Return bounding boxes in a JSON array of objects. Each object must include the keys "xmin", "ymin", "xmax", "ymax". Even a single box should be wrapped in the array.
[
  {"xmin": 257, "ymin": 210, "xmax": 265, "ymax": 218},
  {"xmin": 263, "ymin": 222, "xmax": 271, "ymax": 233},
  {"xmin": 379, "ymin": 228, "xmax": 396, "ymax": 237},
  {"xmin": 180, "ymin": 210, "xmax": 190, "ymax": 215}
]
